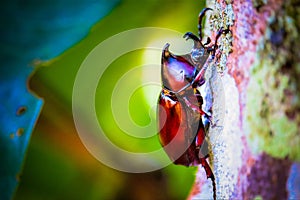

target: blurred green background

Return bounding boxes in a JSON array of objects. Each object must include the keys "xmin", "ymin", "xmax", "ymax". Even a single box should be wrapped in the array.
[{"xmin": 9, "ymin": 0, "xmax": 207, "ymax": 199}]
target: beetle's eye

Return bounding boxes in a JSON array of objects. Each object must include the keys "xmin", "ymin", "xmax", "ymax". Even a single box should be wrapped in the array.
[
  {"xmin": 191, "ymin": 48, "xmax": 205, "ymax": 62},
  {"xmin": 168, "ymin": 67, "xmax": 185, "ymax": 82}
]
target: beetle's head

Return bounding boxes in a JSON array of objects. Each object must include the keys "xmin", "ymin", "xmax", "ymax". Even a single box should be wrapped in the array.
[{"xmin": 161, "ymin": 44, "xmax": 197, "ymax": 93}]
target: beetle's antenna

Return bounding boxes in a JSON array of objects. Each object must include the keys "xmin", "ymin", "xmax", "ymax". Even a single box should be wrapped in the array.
[{"xmin": 198, "ymin": 8, "xmax": 212, "ymax": 46}]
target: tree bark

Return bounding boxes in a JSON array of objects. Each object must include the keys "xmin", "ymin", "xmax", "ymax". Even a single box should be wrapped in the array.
[{"xmin": 190, "ymin": 0, "xmax": 300, "ymax": 199}]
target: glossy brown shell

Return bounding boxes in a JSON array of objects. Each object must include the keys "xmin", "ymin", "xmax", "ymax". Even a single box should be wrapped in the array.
[{"xmin": 157, "ymin": 89, "xmax": 205, "ymax": 166}]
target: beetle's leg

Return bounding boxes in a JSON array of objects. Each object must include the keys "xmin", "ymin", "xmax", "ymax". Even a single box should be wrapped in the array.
[
  {"xmin": 203, "ymin": 112, "xmax": 222, "ymax": 130},
  {"xmin": 184, "ymin": 8, "xmax": 214, "ymax": 47},
  {"xmin": 200, "ymin": 158, "xmax": 214, "ymax": 179},
  {"xmin": 183, "ymin": 97, "xmax": 211, "ymax": 123},
  {"xmin": 198, "ymin": 8, "xmax": 213, "ymax": 46},
  {"xmin": 208, "ymin": 27, "xmax": 231, "ymax": 57},
  {"xmin": 193, "ymin": 55, "xmax": 213, "ymax": 85},
  {"xmin": 200, "ymin": 158, "xmax": 216, "ymax": 200},
  {"xmin": 198, "ymin": 136, "xmax": 209, "ymax": 157},
  {"xmin": 203, "ymin": 37, "xmax": 211, "ymax": 46},
  {"xmin": 202, "ymin": 113, "xmax": 211, "ymax": 133},
  {"xmin": 195, "ymin": 89, "xmax": 212, "ymax": 126},
  {"xmin": 212, "ymin": 28, "xmax": 230, "ymax": 55},
  {"xmin": 194, "ymin": 89, "xmax": 211, "ymax": 118},
  {"xmin": 193, "ymin": 88, "xmax": 213, "ymax": 133},
  {"xmin": 194, "ymin": 88, "xmax": 203, "ymax": 104},
  {"xmin": 183, "ymin": 96, "xmax": 207, "ymax": 116}
]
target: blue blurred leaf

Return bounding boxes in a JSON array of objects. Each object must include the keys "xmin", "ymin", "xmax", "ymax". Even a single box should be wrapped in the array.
[
  {"xmin": 0, "ymin": 0, "xmax": 119, "ymax": 62},
  {"xmin": 0, "ymin": 0, "xmax": 119, "ymax": 199},
  {"xmin": 0, "ymin": 70, "xmax": 43, "ymax": 200}
]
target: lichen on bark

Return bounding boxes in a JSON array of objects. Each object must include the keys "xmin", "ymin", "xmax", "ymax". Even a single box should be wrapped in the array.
[
  {"xmin": 208, "ymin": 0, "xmax": 234, "ymax": 73},
  {"xmin": 245, "ymin": 0, "xmax": 300, "ymax": 161},
  {"xmin": 190, "ymin": 0, "xmax": 300, "ymax": 199}
]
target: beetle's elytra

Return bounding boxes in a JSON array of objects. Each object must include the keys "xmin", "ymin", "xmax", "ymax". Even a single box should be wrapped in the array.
[{"xmin": 157, "ymin": 7, "xmax": 229, "ymax": 200}]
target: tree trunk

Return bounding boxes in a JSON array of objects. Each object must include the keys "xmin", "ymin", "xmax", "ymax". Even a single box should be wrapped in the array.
[{"xmin": 190, "ymin": 0, "xmax": 300, "ymax": 199}]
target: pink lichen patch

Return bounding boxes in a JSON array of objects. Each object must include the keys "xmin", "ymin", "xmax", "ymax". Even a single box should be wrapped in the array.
[
  {"xmin": 228, "ymin": 0, "xmax": 284, "ymax": 103},
  {"xmin": 228, "ymin": 0, "xmax": 283, "ymax": 105}
]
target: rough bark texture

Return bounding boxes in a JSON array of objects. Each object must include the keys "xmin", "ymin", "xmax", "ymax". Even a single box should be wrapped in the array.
[{"xmin": 190, "ymin": 0, "xmax": 300, "ymax": 199}]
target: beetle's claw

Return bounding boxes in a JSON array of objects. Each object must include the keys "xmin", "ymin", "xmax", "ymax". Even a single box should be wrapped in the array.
[
  {"xmin": 221, "ymin": 26, "xmax": 231, "ymax": 34},
  {"xmin": 209, "ymin": 26, "xmax": 231, "ymax": 57},
  {"xmin": 203, "ymin": 37, "xmax": 211, "ymax": 46},
  {"xmin": 207, "ymin": 46, "xmax": 216, "ymax": 58},
  {"xmin": 183, "ymin": 32, "xmax": 200, "ymax": 42}
]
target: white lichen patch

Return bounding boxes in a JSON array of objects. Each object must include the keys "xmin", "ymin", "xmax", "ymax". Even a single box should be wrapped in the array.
[
  {"xmin": 195, "ymin": 64, "xmax": 242, "ymax": 199},
  {"xmin": 206, "ymin": 0, "xmax": 234, "ymax": 73},
  {"xmin": 211, "ymin": 72, "xmax": 242, "ymax": 199}
]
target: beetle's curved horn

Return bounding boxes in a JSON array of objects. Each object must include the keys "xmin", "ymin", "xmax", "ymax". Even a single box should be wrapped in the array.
[{"xmin": 162, "ymin": 43, "xmax": 171, "ymax": 59}]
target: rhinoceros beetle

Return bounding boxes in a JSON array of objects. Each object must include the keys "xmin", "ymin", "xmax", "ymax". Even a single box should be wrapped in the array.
[{"xmin": 157, "ymin": 8, "xmax": 229, "ymax": 200}]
